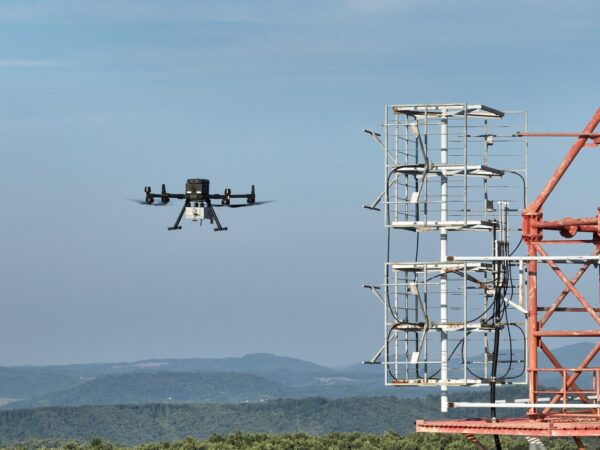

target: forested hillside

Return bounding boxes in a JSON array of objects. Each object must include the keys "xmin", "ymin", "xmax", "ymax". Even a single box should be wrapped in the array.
[
  {"xmin": 0, "ymin": 354, "xmax": 425, "ymax": 409},
  {"xmin": 0, "ymin": 432, "xmax": 583, "ymax": 450},
  {"xmin": 6, "ymin": 372, "xmax": 292, "ymax": 408},
  {"xmin": 1, "ymin": 346, "xmax": 591, "ymax": 409},
  {"xmin": 0, "ymin": 392, "xmax": 531, "ymax": 446}
]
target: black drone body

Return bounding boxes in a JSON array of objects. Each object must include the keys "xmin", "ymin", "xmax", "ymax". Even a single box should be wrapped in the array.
[{"xmin": 143, "ymin": 179, "xmax": 259, "ymax": 231}]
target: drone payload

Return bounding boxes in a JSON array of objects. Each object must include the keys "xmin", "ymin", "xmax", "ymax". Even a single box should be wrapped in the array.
[
  {"xmin": 142, "ymin": 178, "xmax": 264, "ymax": 231},
  {"xmin": 182, "ymin": 179, "xmax": 213, "ymax": 223}
]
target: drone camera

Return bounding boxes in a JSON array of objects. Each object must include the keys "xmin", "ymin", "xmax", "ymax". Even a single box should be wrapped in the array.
[{"xmin": 185, "ymin": 178, "xmax": 210, "ymax": 200}]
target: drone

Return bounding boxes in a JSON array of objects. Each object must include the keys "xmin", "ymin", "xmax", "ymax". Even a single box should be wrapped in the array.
[{"xmin": 139, "ymin": 178, "xmax": 266, "ymax": 231}]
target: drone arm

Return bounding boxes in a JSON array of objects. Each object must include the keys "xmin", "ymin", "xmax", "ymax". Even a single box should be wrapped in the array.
[
  {"xmin": 209, "ymin": 185, "xmax": 255, "ymax": 203},
  {"xmin": 167, "ymin": 193, "xmax": 186, "ymax": 200},
  {"xmin": 208, "ymin": 193, "xmax": 250, "ymax": 201},
  {"xmin": 145, "ymin": 190, "xmax": 185, "ymax": 203},
  {"xmin": 168, "ymin": 201, "xmax": 188, "ymax": 231},
  {"xmin": 151, "ymin": 193, "xmax": 185, "ymax": 200},
  {"xmin": 224, "ymin": 194, "xmax": 250, "ymax": 199},
  {"xmin": 206, "ymin": 200, "xmax": 228, "ymax": 232}
]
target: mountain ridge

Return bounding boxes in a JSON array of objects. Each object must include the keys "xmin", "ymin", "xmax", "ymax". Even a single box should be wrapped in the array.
[{"xmin": 0, "ymin": 343, "xmax": 595, "ymax": 409}]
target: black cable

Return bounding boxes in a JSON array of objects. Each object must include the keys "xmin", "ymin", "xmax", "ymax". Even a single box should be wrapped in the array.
[
  {"xmin": 461, "ymin": 270, "xmax": 525, "ymax": 382},
  {"xmin": 384, "ymin": 167, "xmax": 412, "ymax": 381},
  {"xmin": 489, "ymin": 232, "xmax": 511, "ymax": 450},
  {"xmin": 384, "ymin": 165, "xmax": 434, "ymax": 380},
  {"xmin": 384, "ymin": 167, "xmax": 406, "ymax": 324},
  {"xmin": 385, "ymin": 325, "xmax": 399, "ymax": 382},
  {"xmin": 383, "ymin": 162, "xmax": 527, "ymax": 407},
  {"xmin": 496, "ymin": 244, "xmax": 526, "ymax": 380},
  {"xmin": 424, "ymin": 332, "xmax": 471, "ymax": 380},
  {"xmin": 497, "ymin": 261, "xmax": 515, "ymax": 380},
  {"xmin": 507, "ymin": 170, "xmax": 527, "ymax": 257},
  {"xmin": 490, "ymin": 285, "xmax": 503, "ymax": 449}
]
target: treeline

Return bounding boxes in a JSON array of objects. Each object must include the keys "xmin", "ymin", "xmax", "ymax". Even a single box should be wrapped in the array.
[
  {"xmin": 3, "ymin": 433, "xmax": 583, "ymax": 450},
  {"xmin": 0, "ymin": 393, "xmax": 529, "ymax": 446}
]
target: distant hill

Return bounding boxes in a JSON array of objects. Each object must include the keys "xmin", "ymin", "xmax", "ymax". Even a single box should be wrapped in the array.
[
  {"xmin": 539, "ymin": 341, "xmax": 599, "ymax": 368},
  {"xmin": 0, "ymin": 366, "xmax": 85, "ymax": 400},
  {"xmin": 120, "ymin": 353, "xmax": 339, "ymax": 387},
  {"xmin": 0, "ymin": 390, "xmax": 527, "ymax": 446},
  {"xmin": 6, "ymin": 372, "xmax": 292, "ymax": 409},
  {"xmin": 0, "ymin": 353, "xmax": 337, "ymax": 400},
  {"xmin": 0, "ymin": 343, "xmax": 594, "ymax": 409},
  {"xmin": 0, "ymin": 353, "xmax": 422, "ymax": 408},
  {"xmin": 5, "ymin": 368, "xmax": 423, "ymax": 409}
]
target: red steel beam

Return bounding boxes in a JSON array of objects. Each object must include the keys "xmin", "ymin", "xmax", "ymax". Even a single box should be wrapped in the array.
[
  {"xmin": 465, "ymin": 434, "xmax": 487, "ymax": 450},
  {"xmin": 527, "ymin": 242, "xmax": 538, "ymax": 408},
  {"xmin": 524, "ymin": 108, "xmax": 600, "ymax": 214},
  {"xmin": 539, "ymin": 341, "xmax": 589, "ymax": 404},
  {"xmin": 535, "ymin": 244, "xmax": 600, "ymax": 326},
  {"xmin": 543, "ymin": 343, "xmax": 600, "ymax": 414},
  {"xmin": 539, "ymin": 307, "xmax": 600, "ymax": 312},
  {"xmin": 535, "ymin": 330, "xmax": 600, "ymax": 337},
  {"xmin": 537, "ymin": 217, "xmax": 597, "ymax": 229},
  {"xmin": 517, "ymin": 132, "xmax": 600, "ymax": 138},
  {"xmin": 539, "ymin": 249, "xmax": 599, "ymax": 327},
  {"xmin": 521, "ymin": 108, "xmax": 600, "ymax": 422},
  {"xmin": 539, "ymin": 240, "xmax": 596, "ymax": 244},
  {"xmin": 416, "ymin": 418, "xmax": 600, "ymax": 437},
  {"xmin": 577, "ymin": 225, "xmax": 598, "ymax": 233}
]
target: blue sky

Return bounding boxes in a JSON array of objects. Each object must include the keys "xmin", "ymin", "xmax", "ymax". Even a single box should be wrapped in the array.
[{"xmin": 0, "ymin": 0, "xmax": 599, "ymax": 366}]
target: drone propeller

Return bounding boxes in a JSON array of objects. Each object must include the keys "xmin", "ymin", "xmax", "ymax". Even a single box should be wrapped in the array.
[
  {"xmin": 215, "ymin": 201, "xmax": 274, "ymax": 208},
  {"xmin": 129, "ymin": 199, "xmax": 171, "ymax": 206}
]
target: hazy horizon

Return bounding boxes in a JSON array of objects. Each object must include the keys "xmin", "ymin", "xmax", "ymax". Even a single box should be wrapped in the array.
[{"xmin": 1, "ymin": 0, "xmax": 599, "ymax": 367}]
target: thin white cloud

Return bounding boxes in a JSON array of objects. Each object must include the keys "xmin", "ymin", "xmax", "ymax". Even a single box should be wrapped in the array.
[
  {"xmin": 0, "ymin": 0, "xmax": 409, "ymax": 30},
  {"xmin": 0, "ymin": 0, "xmax": 266, "ymax": 24},
  {"xmin": 0, "ymin": 59, "xmax": 62, "ymax": 68},
  {"xmin": 342, "ymin": 0, "xmax": 406, "ymax": 14}
]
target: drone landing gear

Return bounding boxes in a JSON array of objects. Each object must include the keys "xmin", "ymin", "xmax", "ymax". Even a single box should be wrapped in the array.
[
  {"xmin": 168, "ymin": 202, "xmax": 187, "ymax": 231},
  {"xmin": 167, "ymin": 201, "xmax": 228, "ymax": 231},
  {"xmin": 206, "ymin": 201, "xmax": 228, "ymax": 232}
]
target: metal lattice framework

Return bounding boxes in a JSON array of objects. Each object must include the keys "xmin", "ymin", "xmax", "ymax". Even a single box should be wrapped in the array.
[
  {"xmin": 364, "ymin": 103, "xmax": 528, "ymax": 411},
  {"xmin": 414, "ymin": 108, "xmax": 600, "ymax": 447},
  {"xmin": 522, "ymin": 109, "xmax": 600, "ymax": 416}
]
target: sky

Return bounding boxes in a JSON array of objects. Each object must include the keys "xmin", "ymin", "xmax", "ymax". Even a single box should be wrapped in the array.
[{"xmin": 0, "ymin": 0, "xmax": 599, "ymax": 367}]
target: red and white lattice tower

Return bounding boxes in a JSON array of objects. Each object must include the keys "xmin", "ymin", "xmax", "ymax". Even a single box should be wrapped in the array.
[{"xmin": 365, "ymin": 105, "xmax": 600, "ymax": 449}]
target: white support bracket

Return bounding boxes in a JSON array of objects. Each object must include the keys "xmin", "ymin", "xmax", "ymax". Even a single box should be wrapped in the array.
[{"xmin": 363, "ymin": 284, "xmax": 384, "ymax": 305}]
